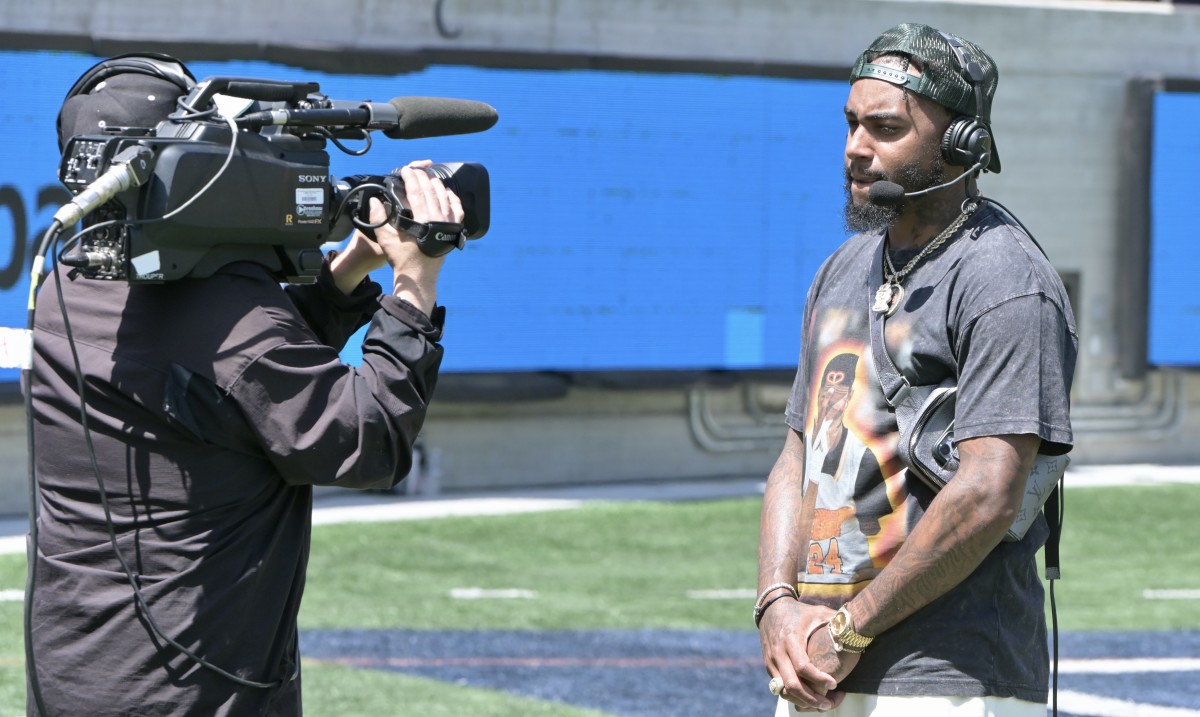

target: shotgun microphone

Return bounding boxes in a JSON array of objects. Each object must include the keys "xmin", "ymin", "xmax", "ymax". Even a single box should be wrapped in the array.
[{"xmin": 236, "ymin": 97, "xmax": 499, "ymax": 139}]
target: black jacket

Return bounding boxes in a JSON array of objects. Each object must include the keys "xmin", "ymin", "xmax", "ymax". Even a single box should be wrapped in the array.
[{"xmin": 28, "ymin": 258, "xmax": 443, "ymax": 716}]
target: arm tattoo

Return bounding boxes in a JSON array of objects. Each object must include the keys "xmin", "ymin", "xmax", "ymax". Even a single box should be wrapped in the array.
[
  {"xmin": 758, "ymin": 429, "xmax": 809, "ymax": 590},
  {"xmin": 853, "ymin": 434, "xmax": 1038, "ymax": 636}
]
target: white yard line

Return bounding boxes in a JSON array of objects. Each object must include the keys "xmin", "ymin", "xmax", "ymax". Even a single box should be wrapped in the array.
[
  {"xmin": 2, "ymin": 464, "xmax": 1198, "ymax": 559},
  {"xmin": 1059, "ymin": 657, "xmax": 1200, "ymax": 674},
  {"xmin": 1058, "ymin": 689, "xmax": 1200, "ymax": 717},
  {"xmin": 686, "ymin": 588, "xmax": 757, "ymax": 600},
  {"xmin": 0, "ymin": 498, "xmax": 584, "ymax": 557},
  {"xmin": 1067, "ymin": 465, "xmax": 1200, "ymax": 488},
  {"xmin": 0, "ymin": 537, "xmax": 21, "ymax": 557},
  {"xmin": 1143, "ymin": 589, "xmax": 1200, "ymax": 601},
  {"xmin": 449, "ymin": 588, "xmax": 537, "ymax": 600},
  {"xmin": 310, "ymin": 497, "xmax": 584, "ymax": 526}
]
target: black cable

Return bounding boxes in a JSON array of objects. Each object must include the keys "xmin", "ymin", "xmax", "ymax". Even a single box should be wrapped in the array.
[
  {"xmin": 1047, "ymin": 481, "xmax": 1064, "ymax": 717},
  {"xmin": 170, "ymin": 96, "xmax": 219, "ymax": 123},
  {"xmin": 21, "ymin": 378, "xmax": 46, "ymax": 717},
  {"xmin": 54, "ymin": 216, "xmax": 128, "ymax": 261},
  {"xmin": 22, "ymin": 221, "xmax": 61, "ymax": 717},
  {"xmin": 978, "ymin": 193, "xmax": 1064, "ymax": 717},
  {"xmin": 332, "ymin": 181, "xmax": 395, "ymax": 233},
  {"xmin": 316, "ymin": 126, "xmax": 372, "ymax": 156},
  {"xmin": 1049, "ymin": 578, "xmax": 1059, "ymax": 717},
  {"xmin": 977, "ymin": 196, "xmax": 1053, "ymax": 261}
]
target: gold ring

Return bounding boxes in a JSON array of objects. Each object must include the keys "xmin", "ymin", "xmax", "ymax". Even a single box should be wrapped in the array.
[{"xmin": 768, "ymin": 676, "xmax": 785, "ymax": 696}]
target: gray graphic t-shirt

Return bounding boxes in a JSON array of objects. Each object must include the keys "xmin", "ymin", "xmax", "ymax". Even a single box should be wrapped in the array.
[{"xmin": 785, "ymin": 202, "xmax": 1077, "ymax": 701}]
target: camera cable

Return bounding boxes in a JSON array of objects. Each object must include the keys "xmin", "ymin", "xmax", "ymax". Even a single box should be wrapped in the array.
[{"xmin": 22, "ymin": 219, "xmax": 63, "ymax": 717}]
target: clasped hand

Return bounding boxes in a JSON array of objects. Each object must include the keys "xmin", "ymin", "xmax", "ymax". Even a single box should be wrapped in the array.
[{"xmin": 759, "ymin": 600, "xmax": 861, "ymax": 712}]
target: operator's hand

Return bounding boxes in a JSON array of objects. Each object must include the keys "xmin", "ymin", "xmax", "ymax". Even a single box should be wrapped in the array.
[
  {"xmin": 331, "ymin": 217, "xmax": 388, "ymax": 294},
  {"xmin": 397, "ymin": 159, "xmax": 466, "ymax": 228},
  {"xmin": 759, "ymin": 599, "xmax": 843, "ymax": 712},
  {"xmin": 331, "ymin": 160, "xmax": 464, "ymax": 316},
  {"xmin": 379, "ymin": 160, "xmax": 463, "ymax": 315}
]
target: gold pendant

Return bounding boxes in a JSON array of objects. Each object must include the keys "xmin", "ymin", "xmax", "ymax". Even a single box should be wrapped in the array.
[{"xmin": 872, "ymin": 282, "xmax": 904, "ymax": 317}]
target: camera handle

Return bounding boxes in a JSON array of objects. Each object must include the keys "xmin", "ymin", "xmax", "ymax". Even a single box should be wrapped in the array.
[
  {"xmin": 179, "ymin": 77, "xmax": 319, "ymax": 116},
  {"xmin": 345, "ymin": 178, "xmax": 466, "ymax": 258},
  {"xmin": 391, "ymin": 214, "xmax": 467, "ymax": 257}
]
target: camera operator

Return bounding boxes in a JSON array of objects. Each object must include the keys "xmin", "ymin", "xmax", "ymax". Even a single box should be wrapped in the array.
[{"xmin": 27, "ymin": 54, "xmax": 461, "ymax": 716}]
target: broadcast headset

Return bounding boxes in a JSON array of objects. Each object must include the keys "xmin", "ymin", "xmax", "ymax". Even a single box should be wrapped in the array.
[
  {"xmin": 937, "ymin": 31, "xmax": 993, "ymax": 172},
  {"xmin": 55, "ymin": 51, "xmax": 196, "ymax": 151}
]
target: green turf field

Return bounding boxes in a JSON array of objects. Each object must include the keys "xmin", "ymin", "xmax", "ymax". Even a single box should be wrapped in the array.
[{"xmin": 0, "ymin": 482, "xmax": 1196, "ymax": 716}]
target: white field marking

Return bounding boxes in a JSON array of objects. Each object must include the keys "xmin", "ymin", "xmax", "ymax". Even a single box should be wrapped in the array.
[
  {"xmin": 450, "ymin": 588, "xmax": 537, "ymax": 600},
  {"xmin": 0, "ymin": 499, "xmax": 585, "ymax": 557},
  {"xmin": 1143, "ymin": 589, "xmax": 1200, "ymax": 600},
  {"xmin": 0, "ymin": 537, "xmax": 22, "ymax": 557},
  {"xmin": 0, "ymin": 327, "xmax": 32, "ymax": 369},
  {"xmin": 310, "ymin": 497, "xmax": 584, "ymax": 526},
  {"xmin": 0, "ymin": 590, "xmax": 23, "ymax": 602},
  {"xmin": 1059, "ymin": 657, "xmax": 1200, "ymax": 674},
  {"xmin": 1058, "ymin": 689, "xmax": 1200, "ymax": 717},
  {"xmin": 686, "ymin": 589, "xmax": 757, "ymax": 600},
  {"xmin": 1066, "ymin": 465, "xmax": 1200, "ymax": 488}
]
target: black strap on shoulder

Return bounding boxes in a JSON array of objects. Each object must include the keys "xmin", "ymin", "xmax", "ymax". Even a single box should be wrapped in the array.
[
  {"xmin": 866, "ymin": 234, "xmax": 910, "ymax": 407},
  {"xmin": 1044, "ymin": 482, "xmax": 1063, "ymax": 579},
  {"xmin": 866, "ymin": 221, "xmax": 1065, "ymax": 580}
]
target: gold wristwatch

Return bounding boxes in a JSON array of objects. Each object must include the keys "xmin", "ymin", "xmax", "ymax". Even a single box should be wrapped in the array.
[{"xmin": 828, "ymin": 605, "xmax": 873, "ymax": 654}]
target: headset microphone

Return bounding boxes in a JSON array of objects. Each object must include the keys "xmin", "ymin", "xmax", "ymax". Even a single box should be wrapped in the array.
[{"xmin": 867, "ymin": 155, "xmax": 987, "ymax": 207}]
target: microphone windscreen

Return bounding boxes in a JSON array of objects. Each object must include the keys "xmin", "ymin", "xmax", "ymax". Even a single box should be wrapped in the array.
[
  {"xmin": 868, "ymin": 181, "xmax": 907, "ymax": 207},
  {"xmin": 384, "ymin": 97, "xmax": 498, "ymax": 139}
]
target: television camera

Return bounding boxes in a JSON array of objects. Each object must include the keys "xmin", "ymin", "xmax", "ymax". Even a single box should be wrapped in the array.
[{"xmin": 54, "ymin": 75, "xmax": 497, "ymax": 283}]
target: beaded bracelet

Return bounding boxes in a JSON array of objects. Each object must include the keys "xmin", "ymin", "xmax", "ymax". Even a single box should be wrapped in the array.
[
  {"xmin": 754, "ymin": 582, "xmax": 797, "ymax": 610},
  {"xmin": 754, "ymin": 592, "xmax": 797, "ymax": 629},
  {"xmin": 753, "ymin": 582, "xmax": 798, "ymax": 628}
]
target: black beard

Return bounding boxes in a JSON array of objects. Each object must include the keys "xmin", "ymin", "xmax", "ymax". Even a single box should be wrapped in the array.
[
  {"xmin": 843, "ymin": 192, "xmax": 900, "ymax": 234},
  {"xmin": 843, "ymin": 157, "xmax": 947, "ymax": 233}
]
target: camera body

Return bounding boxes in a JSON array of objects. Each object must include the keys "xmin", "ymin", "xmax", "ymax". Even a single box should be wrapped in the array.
[{"xmin": 57, "ymin": 77, "xmax": 492, "ymax": 283}]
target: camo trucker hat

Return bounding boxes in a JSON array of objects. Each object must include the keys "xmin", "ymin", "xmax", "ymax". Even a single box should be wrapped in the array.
[{"xmin": 849, "ymin": 23, "xmax": 1001, "ymax": 173}]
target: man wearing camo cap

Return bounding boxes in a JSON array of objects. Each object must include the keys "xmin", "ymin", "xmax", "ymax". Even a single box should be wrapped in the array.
[{"xmin": 756, "ymin": 23, "xmax": 1077, "ymax": 716}]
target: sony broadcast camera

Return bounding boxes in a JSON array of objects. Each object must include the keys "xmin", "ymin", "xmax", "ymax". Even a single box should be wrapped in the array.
[{"xmin": 55, "ymin": 75, "xmax": 497, "ymax": 283}]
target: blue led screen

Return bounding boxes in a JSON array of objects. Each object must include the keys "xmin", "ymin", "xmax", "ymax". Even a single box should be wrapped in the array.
[
  {"xmin": 0, "ymin": 51, "xmax": 849, "ymax": 378},
  {"xmin": 1150, "ymin": 91, "xmax": 1200, "ymax": 366}
]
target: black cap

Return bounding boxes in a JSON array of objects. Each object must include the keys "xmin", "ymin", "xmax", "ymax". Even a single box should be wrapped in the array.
[{"xmin": 56, "ymin": 53, "xmax": 195, "ymax": 151}]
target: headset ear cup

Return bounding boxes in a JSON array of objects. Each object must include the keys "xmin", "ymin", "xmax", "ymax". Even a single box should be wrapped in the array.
[
  {"xmin": 941, "ymin": 117, "xmax": 992, "ymax": 168},
  {"xmin": 63, "ymin": 54, "xmax": 195, "ymax": 103}
]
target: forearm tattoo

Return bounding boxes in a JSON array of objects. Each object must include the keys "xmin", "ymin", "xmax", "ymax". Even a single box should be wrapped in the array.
[
  {"xmin": 854, "ymin": 435, "xmax": 1035, "ymax": 636},
  {"xmin": 758, "ymin": 429, "xmax": 808, "ymax": 588}
]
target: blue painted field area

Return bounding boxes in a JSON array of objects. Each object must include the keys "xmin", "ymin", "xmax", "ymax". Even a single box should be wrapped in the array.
[{"xmin": 301, "ymin": 628, "xmax": 1200, "ymax": 716}]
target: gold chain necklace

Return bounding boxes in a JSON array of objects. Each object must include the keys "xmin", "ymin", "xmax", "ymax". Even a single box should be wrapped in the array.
[{"xmin": 872, "ymin": 200, "xmax": 978, "ymax": 317}]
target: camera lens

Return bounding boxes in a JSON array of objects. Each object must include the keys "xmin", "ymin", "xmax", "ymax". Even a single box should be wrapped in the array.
[{"xmin": 421, "ymin": 162, "xmax": 490, "ymax": 239}]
